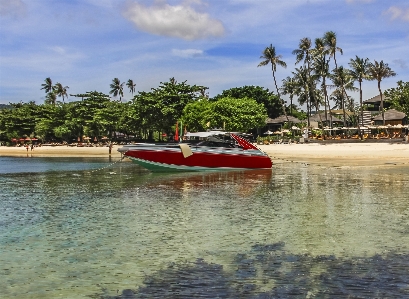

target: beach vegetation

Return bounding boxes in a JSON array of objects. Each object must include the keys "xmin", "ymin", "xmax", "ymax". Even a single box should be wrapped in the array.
[
  {"xmin": 384, "ymin": 81, "xmax": 409, "ymax": 116},
  {"xmin": 1, "ymin": 32, "xmax": 407, "ymax": 144},
  {"xmin": 109, "ymin": 78, "xmax": 124, "ymax": 101},
  {"xmin": 348, "ymin": 56, "xmax": 370, "ymax": 126},
  {"xmin": 181, "ymin": 100, "xmax": 212, "ymax": 132},
  {"xmin": 258, "ymin": 44, "xmax": 289, "ymax": 121},
  {"xmin": 212, "ymin": 85, "xmax": 283, "ymax": 119},
  {"xmin": 204, "ymin": 97, "xmax": 267, "ymax": 132},
  {"xmin": 367, "ymin": 61, "xmax": 397, "ymax": 125}
]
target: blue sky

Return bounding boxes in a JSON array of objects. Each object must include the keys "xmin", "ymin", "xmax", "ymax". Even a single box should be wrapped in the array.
[{"xmin": 0, "ymin": 0, "xmax": 408, "ymax": 105}]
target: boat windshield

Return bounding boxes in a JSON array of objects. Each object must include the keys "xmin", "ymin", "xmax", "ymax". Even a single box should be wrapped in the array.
[{"xmin": 195, "ymin": 140, "xmax": 238, "ymax": 148}]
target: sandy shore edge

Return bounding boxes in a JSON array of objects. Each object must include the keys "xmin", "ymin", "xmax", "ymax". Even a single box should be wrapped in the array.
[{"xmin": 1, "ymin": 143, "xmax": 408, "ymax": 167}]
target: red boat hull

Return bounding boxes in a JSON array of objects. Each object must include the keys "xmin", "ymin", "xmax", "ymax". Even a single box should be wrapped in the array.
[{"xmin": 124, "ymin": 149, "xmax": 272, "ymax": 171}]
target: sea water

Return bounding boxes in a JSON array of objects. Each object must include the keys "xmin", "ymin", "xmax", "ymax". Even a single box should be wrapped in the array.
[{"xmin": 0, "ymin": 156, "xmax": 408, "ymax": 298}]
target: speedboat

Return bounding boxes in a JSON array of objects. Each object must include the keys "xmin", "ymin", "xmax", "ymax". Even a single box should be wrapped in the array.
[{"xmin": 117, "ymin": 131, "xmax": 272, "ymax": 172}]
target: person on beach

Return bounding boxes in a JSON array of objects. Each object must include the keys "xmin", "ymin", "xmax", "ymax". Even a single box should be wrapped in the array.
[
  {"xmin": 25, "ymin": 144, "xmax": 29, "ymax": 152},
  {"xmin": 30, "ymin": 144, "xmax": 34, "ymax": 151},
  {"xmin": 109, "ymin": 143, "xmax": 112, "ymax": 155}
]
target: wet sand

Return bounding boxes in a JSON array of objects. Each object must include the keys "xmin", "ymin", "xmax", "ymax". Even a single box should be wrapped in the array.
[{"xmin": 1, "ymin": 142, "xmax": 408, "ymax": 167}]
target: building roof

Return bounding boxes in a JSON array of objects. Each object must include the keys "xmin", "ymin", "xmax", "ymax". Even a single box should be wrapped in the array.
[
  {"xmin": 363, "ymin": 94, "xmax": 390, "ymax": 104},
  {"xmin": 266, "ymin": 115, "xmax": 301, "ymax": 124},
  {"xmin": 309, "ymin": 113, "xmax": 343, "ymax": 123},
  {"xmin": 373, "ymin": 109, "xmax": 406, "ymax": 121}
]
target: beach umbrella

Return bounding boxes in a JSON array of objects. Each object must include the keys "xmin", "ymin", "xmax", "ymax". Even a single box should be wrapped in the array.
[
  {"xmin": 25, "ymin": 137, "xmax": 31, "ymax": 141},
  {"xmin": 264, "ymin": 130, "xmax": 273, "ymax": 135}
]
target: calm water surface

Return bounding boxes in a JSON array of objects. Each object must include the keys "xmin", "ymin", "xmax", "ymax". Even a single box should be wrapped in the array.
[{"xmin": 0, "ymin": 157, "xmax": 408, "ymax": 298}]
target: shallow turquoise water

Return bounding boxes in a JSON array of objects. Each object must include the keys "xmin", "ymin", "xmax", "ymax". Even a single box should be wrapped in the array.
[{"xmin": 0, "ymin": 157, "xmax": 408, "ymax": 298}]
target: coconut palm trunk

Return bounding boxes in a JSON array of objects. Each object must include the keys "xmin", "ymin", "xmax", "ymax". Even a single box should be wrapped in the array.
[{"xmin": 258, "ymin": 44, "xmax": 289, "ymax": 121}]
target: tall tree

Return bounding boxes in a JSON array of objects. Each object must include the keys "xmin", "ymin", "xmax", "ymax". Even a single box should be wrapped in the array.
[
  {"xmin": 348, "ymin": 56, "xmax": 370, "ymax": 126},
  {"xmin": 323, "ymin": 31, "xmax": 350, "ymax": 121},
  {"xmin": 257, "ymin": 44, "xmax": 288, "ymax": 121},
  {"xmin": 109, "ymin": 78, "xmax": 124, "ymax": 101},
  {"xmin": 323, "ymin": 31, "xmax": 343, "ymax": 70},
  {"xmin": 127, "ymin": 79, "xmax": 136, "ymax": 96},
  {"xmin": 329, "ymin": 66, "xmax": 358, "ymax": 126},
  {"xmin": 45, "ymin": 91, "xmax": 57, "ymax": 106},
  {"xmin": 281, "ymin": 77, "xmax": 297, "ymax": 115},
  {"xmin": 367, "ymin": 60, "xmax": 397, "ymax": 125},
  {"xmin": 312, "ymin": 37, "xmax": 333, "ymax": 127},
  {"xmin": 292, "ymin": 37, "xmax": 313, "ymax": 125},
  {"xmin": 54, "ymin": 82, "xmax": 69, "ymax": 103},
  {"xmin": 41, "ymin": 77, "xmax": 53, "ymax": 93}
]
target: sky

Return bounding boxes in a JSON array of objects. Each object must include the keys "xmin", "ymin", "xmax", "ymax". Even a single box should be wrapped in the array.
[{"xmin": 0, "ymin": 0, "xmax": 408, "ymax": 106}]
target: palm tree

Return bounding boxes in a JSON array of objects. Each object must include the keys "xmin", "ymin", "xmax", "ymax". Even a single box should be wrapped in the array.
[
  {"xmin": 54, "ymin": 82, "xmax": 69, "ymax": 103},
  {"xmin": 367, "ymin": 60, "xmax": 397, "ymax": 125},
  {"xmin": 323, "ymin": 31, "xmax": 343, "ymax": 70},
  {"xmin": 281, "ymin": 76, "xmax": 297, "ymax": 115},
  {"xmin": 329, "ymin": 66, "xmax": 358, "ymax": 126},
  {"xmin": 312, "ymin": 37, "xmax": 333, "ymax": 127},
  {"xmin": 109, "ymin": 78, "xmax": 124, "ymax": 101},
  {"xmin": 348, "ymin": 56, "xmax": 370, "ymax": 126},
  {"xmin": 127, "ymin": 79, "xmax": 136, "ymax": 96},
  {"xmin": 292, "ymin": 37, "xmax": 313, "ymax": 125},
  {"xmin": 292, "ymin": 66, "xmax": 311, "ymax": 125},
  {"xmin": 258, "ymin": 44, "xmax": 288, "ymax": 121},
  {"xmin": 41, "ymin": 77, "xmax": 53, "ymax": 93},
  {"xmin": 45, "ymin": 91, "xmax": 57, "ymax": 106}
]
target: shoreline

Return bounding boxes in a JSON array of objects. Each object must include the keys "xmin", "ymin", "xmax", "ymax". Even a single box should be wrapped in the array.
[
  {"xmin": 0, "ymin": 145, "xmax": 122, "ymax": 158},
  {"xmin": 258, "ymin": 143, "xmax": 409, "ymax": 167},
  {"xmin": 1, "ymin": 142, "xmax": 408, "ymax": 167}
]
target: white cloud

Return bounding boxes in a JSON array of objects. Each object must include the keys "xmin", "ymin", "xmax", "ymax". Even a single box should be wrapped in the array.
[
  {"xmin": 384, "ymin": 6, "xmax": 409, "ymax": 22},
  {"xmin": 122, "ymin": 1, "xmax": 225, "ymax": 40},
  {"xmin": 172, "ymin": 48, "xmax": 204, "ymax": 58},
  {"xmin": 0, "ymin": 0, "xmax": 26, "ymax": 17}
]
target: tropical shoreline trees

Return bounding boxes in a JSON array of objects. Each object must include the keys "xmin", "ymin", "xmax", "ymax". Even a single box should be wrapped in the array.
[{"xmin": 1, "ymin": 32, "xmax": 406, "ymax": 144}]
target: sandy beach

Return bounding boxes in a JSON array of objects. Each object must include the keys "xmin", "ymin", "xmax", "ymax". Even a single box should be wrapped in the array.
[
  {"xmin": 258, "ymin": 142, "xmax": 409, "ymax": 167},
  {"xmin": 0, "ymin": 145, "xmax": 122, "ymax": 158},
  {"xmin": 1, "ymin": 142, "xmax": 408, "ymax": 167}
]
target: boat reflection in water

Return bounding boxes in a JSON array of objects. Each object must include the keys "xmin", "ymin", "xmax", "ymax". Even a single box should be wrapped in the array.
[{"xmin": 141, "ymin": 169, "xmax": 273, "ymax": 197}]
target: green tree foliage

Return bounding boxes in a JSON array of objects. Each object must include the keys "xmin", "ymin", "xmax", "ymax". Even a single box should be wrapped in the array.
[
  {"xmin": 131, "ymin": 78, "xmax": 208, "ymax": 138},
  {"xmin": 384, "ymin": 81, "xmax": 409, "ymax": 116},
  {"xmin": 0, "ymin": 102, "xmax": 39, "ymax": 139},
  {"xmin": 212, "ymin": 85, "xmax": 283, "ymax": 119},
  {"xmin": 109, "ymin": 78, "xmax": 124, "ymax": 101},
  {"xmin": 367, "ymin": 60, "xmax": 397, "ymax": 125},
  {"xmin": 258, "ymin": 44, "xmax": 288, "ymax": 120},
  {"xmin": 205, "ymin": 97, "xmax": 267, "ymax": 132},
  {"xmin": 181, "ymin": 100, "xmax": 212, "ymax": 132}
]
